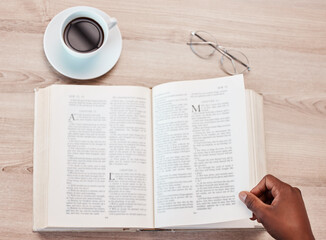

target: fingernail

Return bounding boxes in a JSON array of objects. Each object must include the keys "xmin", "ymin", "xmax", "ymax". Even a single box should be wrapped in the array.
[{"xmin": 239, "ymin": 192, "xmax": 247, "ymax": 202}]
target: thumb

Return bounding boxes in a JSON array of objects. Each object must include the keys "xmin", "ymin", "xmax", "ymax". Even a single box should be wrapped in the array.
[{"xmin": 239, "ymin": 191, "xmax": 268, "ymax": 218}]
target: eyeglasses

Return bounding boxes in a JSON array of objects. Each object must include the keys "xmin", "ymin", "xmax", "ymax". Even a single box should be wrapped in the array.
[{"xmin": 187, "ymin": 31, "xmax": 251, "ymax": 75}]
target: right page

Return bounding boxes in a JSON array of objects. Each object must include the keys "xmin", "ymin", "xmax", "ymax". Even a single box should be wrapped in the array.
[{"xmin": 152, "ymin": 75, "xmax": 251, "ymax": 228}]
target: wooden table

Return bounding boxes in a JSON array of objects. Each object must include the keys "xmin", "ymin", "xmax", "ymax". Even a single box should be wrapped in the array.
[{"xmin": 1, "ymin": 0, "xmax": 325, "ymax": 239}]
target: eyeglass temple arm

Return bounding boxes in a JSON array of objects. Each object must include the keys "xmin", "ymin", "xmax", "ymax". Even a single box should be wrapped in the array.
[
  {"xmin": 192, "ymin": 33, "xmax": 250, "ymax": 71},
  {"xmin": 187, "ymin": 40, "xmax": 234, "ymax": 60},
  {"xmin": 187, "ymin": 42, "xmax": 217, "ymax": 45},
  {"xmin": 187, "ymin": 41, "xmax": 233, "ymax": 60},
  {"xmin": 187, "ymin": 41, "xmax": 233, "ymax": 61}
]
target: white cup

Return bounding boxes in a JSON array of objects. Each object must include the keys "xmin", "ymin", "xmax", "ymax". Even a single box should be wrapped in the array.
[{"xmin": 60, "ymin": 7, "xmax": 117, "ymax": 59}]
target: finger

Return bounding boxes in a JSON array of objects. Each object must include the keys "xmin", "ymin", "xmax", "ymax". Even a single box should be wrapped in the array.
[
  {"xmin": 258, "ymin": 190, "xmax": 274, "ymax": 205},
  {"xmin": 250, "ymin": 174, "xmax": 283, "ymax": 198},
  {"xmin": 239, "ymin": 191, "xmax": 269, "ymax": 219},
  {"xmin": 265, "ymin": 189, "xmax": 273, "ymax": 200},
  {"xmin": 259, "ymin": 193, "xmax": 267, "ymax": 203},
  {"xmin": 265, "ymin": 190, "xmax": 274, "ymax": 205}
]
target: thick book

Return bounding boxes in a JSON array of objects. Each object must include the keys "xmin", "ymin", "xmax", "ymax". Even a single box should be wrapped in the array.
[{"xmin": 33, "ymin": 75, "xmax": 266, "ymax": 231}]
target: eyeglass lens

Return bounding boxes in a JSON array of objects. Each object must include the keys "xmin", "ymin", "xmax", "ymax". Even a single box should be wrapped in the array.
[
  {"xmin": 190, "ymin": 31, "xmax": 217, "ymax": 58},
  {"xmin": 220, "ymin": 49, "xmax": 250, "ymax": 75}
]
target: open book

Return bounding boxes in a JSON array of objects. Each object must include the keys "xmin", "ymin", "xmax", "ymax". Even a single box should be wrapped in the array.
[{"xmin": 33, "ymin": 75, "xmax": 266, "ymax": 231}]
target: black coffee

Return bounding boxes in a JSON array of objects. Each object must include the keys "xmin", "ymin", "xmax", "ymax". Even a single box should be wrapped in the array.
[{"xmin": 63, "ymin": 17, "xmax": 104, "ymax": 53}]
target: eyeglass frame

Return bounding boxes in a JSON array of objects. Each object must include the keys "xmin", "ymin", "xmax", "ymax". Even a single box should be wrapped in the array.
[{"xmin": 187, "ymin": 31, "xmax": 251, "ymax": 75}]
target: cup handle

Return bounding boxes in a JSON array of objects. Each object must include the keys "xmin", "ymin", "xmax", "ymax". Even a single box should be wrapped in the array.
[{"xmin": 108, "ymin": 17, "xmax": 117, "ymax": 30}]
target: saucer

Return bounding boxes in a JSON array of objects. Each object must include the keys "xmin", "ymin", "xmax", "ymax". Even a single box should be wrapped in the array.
[{"xmin": 44, "ymin": 6, "xmax": 122, "ymax": 80}]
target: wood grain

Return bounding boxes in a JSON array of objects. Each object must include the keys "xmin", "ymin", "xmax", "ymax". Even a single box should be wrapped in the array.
[{"xmin": 0, "ymin": 0, "xmax": 325, "ymax": 239}]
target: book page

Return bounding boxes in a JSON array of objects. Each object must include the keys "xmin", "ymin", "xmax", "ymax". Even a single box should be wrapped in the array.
[
  {"xmin": 152, "ymin": 75, "xmax": 251, "ymax": 228},
  {"xmin": 46, "ymin": 85, "xmax": 153, "ymax": 228}
]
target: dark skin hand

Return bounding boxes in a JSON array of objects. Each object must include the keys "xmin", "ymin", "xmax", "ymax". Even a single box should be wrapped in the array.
[{"xmin": 239, "ymin": 174, "xmax": 315, "ymax": 240}]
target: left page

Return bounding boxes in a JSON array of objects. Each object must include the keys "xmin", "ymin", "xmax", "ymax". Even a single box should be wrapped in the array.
[{"xmin": 46, "ymin": 85, "xmax": 153, "ymax": 229}]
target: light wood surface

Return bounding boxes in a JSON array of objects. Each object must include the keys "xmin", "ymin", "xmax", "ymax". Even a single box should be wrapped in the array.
[{"xmin": 1, "ymin": 0, "xmax": 325, "ymax": 239}]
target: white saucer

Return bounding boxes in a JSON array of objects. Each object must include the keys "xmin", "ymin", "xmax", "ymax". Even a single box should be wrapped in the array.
[{"xmin": 44, "ymin": 7, "xmax": 122, "ymax": 80}]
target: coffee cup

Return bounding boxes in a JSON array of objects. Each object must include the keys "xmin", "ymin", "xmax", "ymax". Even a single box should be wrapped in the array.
[{"xmin": 60, "ymin": 7, "xmax": 117, "ymax": 59}]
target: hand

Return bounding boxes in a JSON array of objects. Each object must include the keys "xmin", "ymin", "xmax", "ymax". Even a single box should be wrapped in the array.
[{"xmin": 239, "ymin": 174, "xmax": 314, "ymax": 240}]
